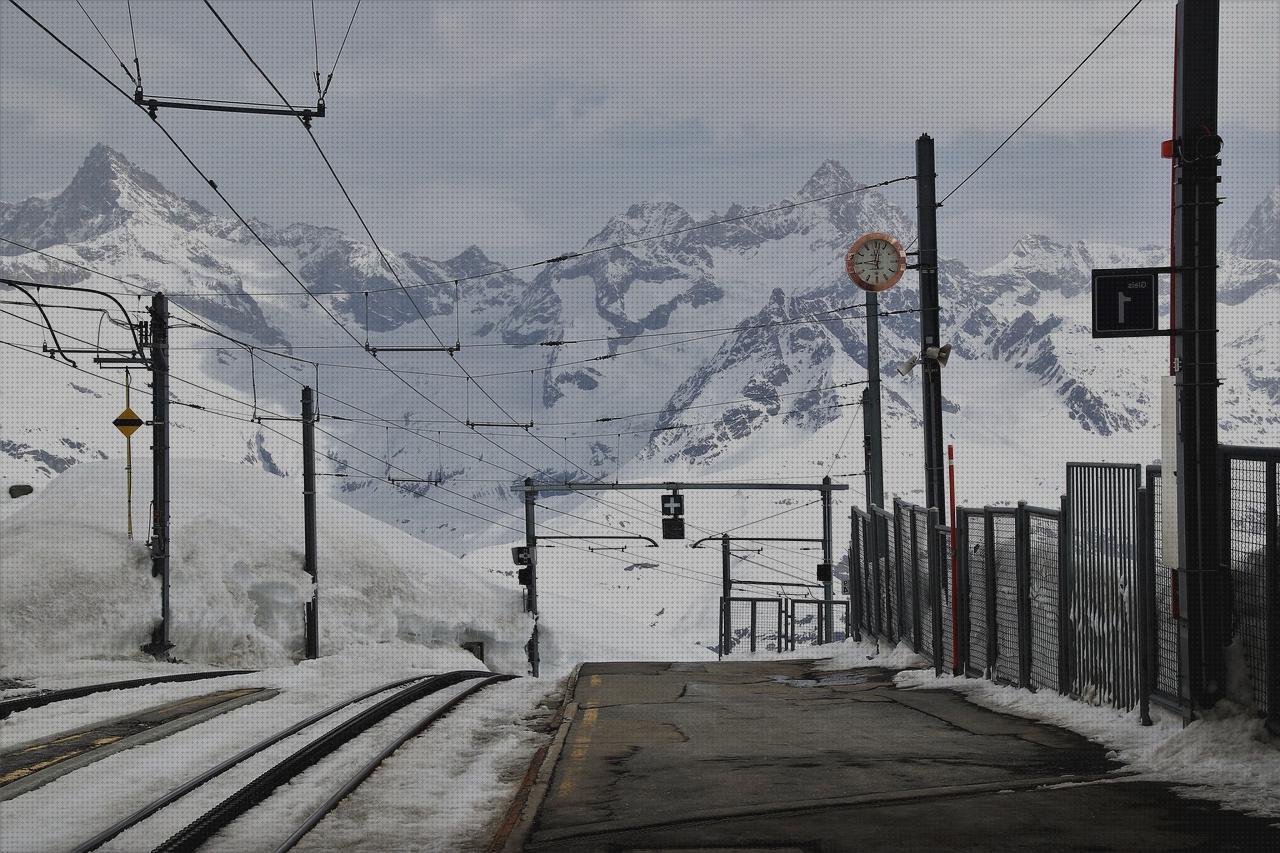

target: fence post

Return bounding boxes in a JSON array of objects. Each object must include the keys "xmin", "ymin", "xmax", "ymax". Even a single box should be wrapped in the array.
[
  {"xmin": 871, "ymin": 511, "xmax": 884, "ymax": 639},
  {"xmin": 1015, "ymin": 501, "xmax": 1033, "ymax": 689},
  {"xmin": 1266, "ymin": 461, "xmax": 1279, "ymax": 732},
  {"xmin": 850, "ymin": 510, "xmax": 863, "ymax": 641},
  {"xmin": 956, "ymin": 509, "xmax": 971, "ymax": 676},
  {"xmin": 1057, "ymin": 494, "xmax": 1073, "ymax": 697},
  {"xmin": 1137, "ymin": 487, "xmax": 1154, "ymax": 725},
  {"xmin": 777, "ymin": 600, "xmax": 785, "ymax": 653},
  {"xmin": 750, "ymin": 600, "xmax": 758, "ymax": 653},
  {"xmin": 983, "ymin": 507, "xmax": 998, "ymax": 678},
  {"xmin": 893, "ymin": 506, "xmax": 905, "ymax": 643},
  {"xmin": 929, "ymin": 508, "xmax": 945, "ymax": 676},
  {"xmin": 910, "ymin": 507, "xmax": 922, "ymax": 652},
  {"xmin": 718, "ymin": 597, "xmax": 725, "ymax": 660}
]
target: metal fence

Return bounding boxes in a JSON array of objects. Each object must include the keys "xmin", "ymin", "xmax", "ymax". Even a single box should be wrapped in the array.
[
  {"xmin": 1145, "ymin": 465, "xmax": 1189, "ymax": 715},
  {"xmin": 1221, "ymin": 445, "xmax": 1279, "ymax": 719},
  {"xmin": 849, "ymin": 452, "xmax": 1279, "ymax": 725},
  {"xmin": 788, "ymin": 599, "xmax": 851, "ymax": 649},
  {"xmin": 718, "ymin": 597, "xmax": 784, "ymax": 656}
]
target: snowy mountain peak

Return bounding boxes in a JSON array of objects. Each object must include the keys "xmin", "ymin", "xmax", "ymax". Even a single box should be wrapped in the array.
[
  {"xmin": 0, "ymin": 144, "xmax": 210, "ymax": 252},
  {"xmin": 67, "ymin": 144, "xmax": 207, "ymax": 217},
  {"xmin": 1229, "ymin": 184, "xmax": 1280, "ymax": 260},
  {"xmin": 1008, "ymin": 234, "xmax": 1071, "ymax": 259},
  {"xmin": 586, "ymin": 200, "xmax": 695, "ymax": 249},
  {"xmin": 798, "ymin": 159, "xmax": 858, "ymax": 199}
]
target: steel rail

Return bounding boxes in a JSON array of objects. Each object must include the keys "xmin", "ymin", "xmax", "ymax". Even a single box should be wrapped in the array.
[
  {"xmin": 0, "ymin": 670, "xmax": 256, "ymax": 721},
  {"xmin": 71, "ymin": 672, "xmax": 471, "ymax": 852},
  {"xmin": 152, "ymin": 670, "xmax": 493, "ymax": 853},
  {"xmin": 273, "ymin": 674, "xmax": 515, "ymax": 852}
]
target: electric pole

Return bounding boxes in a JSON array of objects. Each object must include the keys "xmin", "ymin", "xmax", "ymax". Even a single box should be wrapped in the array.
[
  {"xmin": 142, "ymin": 292, "xmax": 172, "ymax": 660},
  {"xmin": 1172, "ymin": 0, "xmax": 1225, "ymax": 707},
  {"xmin": 302, "ymin": 386, "xmax": 319, "ymax": 659},
  {"xmin": 721, "ymin": 533, "xmax": 732, "ymax": 654},
  {"xmin": 821, "ymin": 475, "xmax": 834, "ymax": 643},
  {"xmin": 916, "ymin": 134, "xmax": 946, "ymax": 515},
  {"xmin": 523, "ymin": 478, "xmax": 540, "ymax": 676}
]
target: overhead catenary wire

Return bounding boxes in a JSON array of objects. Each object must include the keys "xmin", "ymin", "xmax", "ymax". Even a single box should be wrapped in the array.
[
  {"xmin": 196, "ymin": 3, "xmax": 734, "ymax": 532},
  {"xmin": 74, "ymin": 0, "xmax": 136, "ymax": 86},
  {"xmin": 6, "ymin": 0, "xmax": 566, "ymax": 487},
  {"xmin": 2, "ymin": 295, "xmax": 819, "ymax": 578},
  {"xmin": 7, "ymin": 2, "xmax": 855, "ymax": 572},
  {"xmin": 0, "ymin": 326, "xmax": 735, "ymax": 587}
]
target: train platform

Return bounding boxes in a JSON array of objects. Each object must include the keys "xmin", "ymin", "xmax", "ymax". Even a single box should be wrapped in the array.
[{"xmin": 510, "ymin": 659, "xmax": 1280, "ymax": 852}]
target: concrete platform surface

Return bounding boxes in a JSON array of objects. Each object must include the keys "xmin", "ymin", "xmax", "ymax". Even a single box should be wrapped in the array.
[{"xmin": 523, "ymin": 660, "xmax": 1280, "ymax": 852}]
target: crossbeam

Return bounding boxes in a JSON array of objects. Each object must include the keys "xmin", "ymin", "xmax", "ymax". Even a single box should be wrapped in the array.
[{"xmin": 523, "ymin": 481, "xmax": 848, "ymax": 493}]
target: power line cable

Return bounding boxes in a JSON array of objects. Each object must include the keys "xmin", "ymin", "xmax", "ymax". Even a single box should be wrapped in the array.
[{"xmin": 74, "ymin": 0, "xmax": 136, "ymax": 85}]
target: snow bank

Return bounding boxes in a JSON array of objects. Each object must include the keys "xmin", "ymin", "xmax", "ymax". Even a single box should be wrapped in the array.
[
  {"xmin": 0, "ymin": 461, "xmax": 531, "ymax": 674},
  {"xmin": 895, "ymin": 669, "xmax": 1280, "ymax": 822}
]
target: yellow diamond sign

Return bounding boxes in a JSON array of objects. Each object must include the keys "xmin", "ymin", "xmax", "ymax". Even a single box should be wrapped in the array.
[{"xmin": 113, "ymin": 407, "xmax": 144, "ymax": 437}]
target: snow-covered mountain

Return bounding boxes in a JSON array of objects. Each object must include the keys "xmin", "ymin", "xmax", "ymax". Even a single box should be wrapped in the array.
[{"xmin": 2, "ymin": 146, "xmax": 1277, "ymax": 559}]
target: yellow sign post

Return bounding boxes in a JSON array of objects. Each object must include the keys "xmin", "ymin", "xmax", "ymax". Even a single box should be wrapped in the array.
[{"xmin": 114, "ymin": 376, "xmax": 144, "ymax": 538}]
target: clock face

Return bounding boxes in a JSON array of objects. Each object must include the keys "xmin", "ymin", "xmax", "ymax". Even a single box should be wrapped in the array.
[{"xmin": 845, "ymin": 233, "xmax": 906, "ymax": 292}]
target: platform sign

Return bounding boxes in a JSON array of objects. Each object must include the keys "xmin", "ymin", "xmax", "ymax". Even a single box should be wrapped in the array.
[
  {"xmin": 661, "ymin": 491, "xmax": 684, "ymax": 517},
  {"xmin": 662, "ymin": 516, "xmax": 685, "ymax": 540},
  {"xmin": 1091, "ymin": 268, "xmax": 1160, "ymax": 338}
]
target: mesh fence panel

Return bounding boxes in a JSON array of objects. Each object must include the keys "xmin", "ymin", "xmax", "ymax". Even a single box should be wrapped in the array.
[
  {"xmin": 726, "ymin": 599, "xmax": 783, "ymax": 653},
  {"xmin": 914, "ymin": 507, "xmax": 934, "ymax": 662},
  {"xmin": 879, "ymin": 513, "xmax": 898, "ymax": 643},
  {"xmin": 938, "ymin": 525, "xmax": 954, "ymax": 672},
  {"xmin": 895, "ymin": 503, "xmax": 914, "ymax": 647},
  {"xmin": 991, "ymin": 512, "xmax": 1020, "ymax": 685},
  {"xmin": 1227, "ymin": 457, "xmax": 1270, "ymax": 715},
  {"xmin": 853, "ymin": 512, "xmax": 872, "ymax": 636},
  {"xmin": 1027, "ymin": 510, "xmax": 1061, "ymax": 692},
  {"xmin": 791, "ymin": 600, "xmax": 849, "ymax": 647},
  {"xmin": 964, "ymin": 511, "xmax": 989, "ymax": 674},
  {"xmin": 1066, "ymin": 463, "xmax": 1142, "ymax": 711},
  {"xmin": 1150, "ymin": 470, "xmax": 1183, "ymax": 702}
]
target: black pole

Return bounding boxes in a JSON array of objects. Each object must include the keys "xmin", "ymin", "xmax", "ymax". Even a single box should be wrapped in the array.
[
  {"xmin": 916, "ymin": 134, "xmax": 946, "ymax": 517},
  {"xmin": 864, "ymin": 291, "xmax": 886, "ymax": 515},
  {"xmin": 142, "ymin": 293, "xmax": 172, "ymax": 660},
  {"xmin": 1172, "ymin": 0, "xmax": 1225, "ymax": 708},
  {"xmin": 302, "ymin": 386, "xmax": 319, "ymax": 660},
  {"xmin": 721, "ymin": 533, "xmax": 732, "ymax": 655},
  {"xmin": 523, "ymin": 478, "xmax": 540, "ymax": 676},
  {"xmin": 821, "ymin": 476, "xmax": 834, "ymax": 642}
]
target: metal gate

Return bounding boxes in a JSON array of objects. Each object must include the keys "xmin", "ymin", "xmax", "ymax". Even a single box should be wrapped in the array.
[
  {"xmin": 1066, "ymin": 462, "xmax": 1143, "ymax": 710},
  {"xmin": 1220, "ymin": 445, "xmax": 1279, "ymax": 720},
  {"xmin": 718, "ymin": 597, "xmax": 784, "ymax": 656},
  {"xmin": 788, "ymin": 599, "xmax": 851, "ymax": 649}
]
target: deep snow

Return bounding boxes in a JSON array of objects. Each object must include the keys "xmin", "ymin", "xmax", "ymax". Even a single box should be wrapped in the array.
[{"xmin": 0, "ymin": 460, "xmax": 531, "ymax": 675}]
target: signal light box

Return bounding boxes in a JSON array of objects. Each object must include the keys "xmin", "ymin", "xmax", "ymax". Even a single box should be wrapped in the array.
[{"xmin": 1091, "ymin": 268, "xmax": 1162, "ymax": 338}]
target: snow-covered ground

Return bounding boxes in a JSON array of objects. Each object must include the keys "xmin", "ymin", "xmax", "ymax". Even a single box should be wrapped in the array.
[
  {"xmin": 0, "ymin": 644, "xmax": 560, "ymax": 853},
  {"xmin": 1, "ymin": 460, "xmax": 531, "ymax": 677}
]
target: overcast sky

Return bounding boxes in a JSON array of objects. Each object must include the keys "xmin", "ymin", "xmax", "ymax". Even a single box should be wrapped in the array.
[{"xmin": 2, "ymin": 1, "xmax": 1276, "ymax": 268}]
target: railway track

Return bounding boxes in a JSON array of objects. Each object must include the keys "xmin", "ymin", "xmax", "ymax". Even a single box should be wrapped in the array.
[
  {"xmin": 0, "ymin": 670, "xmax": 258, "ymax": 720},
  {"xmin": 69, "ymin": 669, "xmax": 514, "ymax": 853}
]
